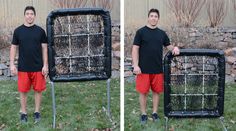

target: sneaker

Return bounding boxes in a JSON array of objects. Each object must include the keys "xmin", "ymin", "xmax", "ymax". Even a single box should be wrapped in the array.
[
  {"xmin": 20, "ymin": 113, "xmax": 28, "ymax": 123},
  {"xmin": 34, "ymin": 112, "xmax": 41, "ymax": 123},
  {"xmin": 152, "ymin": 113, "xmax": 160, "ymax": 122},
  {"xmin": 140, "ymin": 114, "xmax": 148, "ymax": 125}
]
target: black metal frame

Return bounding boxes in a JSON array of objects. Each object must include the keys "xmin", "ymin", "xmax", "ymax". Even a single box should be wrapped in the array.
[
  {"xmin": 47, "ymin": 8, "xmax": 111, "ymax": 82},
  {"xmin": 164, "ymin": 49, "xmax": 225, "ymax": 118}
]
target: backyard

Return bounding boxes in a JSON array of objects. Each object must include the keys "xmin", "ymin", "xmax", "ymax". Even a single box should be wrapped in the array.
[
  {"xmin": 125, "ymin": 82, "xmax": 236, "ymax": 131},
  {"xmin": 0, "ymin": 79, "xmax": 120, "ymax": 130}
]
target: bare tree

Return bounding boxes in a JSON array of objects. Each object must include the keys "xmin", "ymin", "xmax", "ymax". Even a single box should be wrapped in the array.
[
  {"xmin": 91, "ymin": 0, "xmax": 113, "ymax": 10},
  {"xmin": 50, "ymin": 0, "xmax": 88, "ymax": 8},
  {"xmin": 167, "ymin": 0, "xmax": 206, "ymax": 27},
  {"xmin": 207, "ymin": 0, "xmax": 227, "ymax": 27}
]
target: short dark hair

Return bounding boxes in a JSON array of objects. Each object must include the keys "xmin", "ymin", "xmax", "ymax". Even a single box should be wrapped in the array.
[
  {"xmin": 24, "ymin": 6, "xmax": 36, "ymax": 15},
  {"xmin": 148, "ymin": 8, "xmax": 159, "ymax": 18}
]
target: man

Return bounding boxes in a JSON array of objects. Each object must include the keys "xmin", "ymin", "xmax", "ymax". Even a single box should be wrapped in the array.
[
  {"xmin": 132, "ymin": 8, "xmax": 180, "ymax": 124},
  {"xmin": 10, "ymin": 6, "xmax": 48, "ymax": 123}
]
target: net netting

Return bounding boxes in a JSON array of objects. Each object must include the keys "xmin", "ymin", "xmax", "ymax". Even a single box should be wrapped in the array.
[
  {"xmin": 164, "ymin": 49, "xmax": 225, "ymax": 117},
  {"xmin": 52, "ymin": 14, "xmax": 107, "ymax": 79},
  {"xmin": 170, "ymin": 56, "xmax": 218, "ymax": 111}
]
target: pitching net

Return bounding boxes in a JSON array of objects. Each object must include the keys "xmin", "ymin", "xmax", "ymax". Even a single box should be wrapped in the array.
[
  {"xmin": 47, "ymin": 8, "xmax": 111, "ymax": 82},
  {"xmin": 164, "ymin": 49, "xmax": 225, "ymax": 118}
]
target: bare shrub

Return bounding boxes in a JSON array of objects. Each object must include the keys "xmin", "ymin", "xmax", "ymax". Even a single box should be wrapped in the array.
[
  {"xmin": 0, "ymin": 24, "xmax": 11, "ymax": 50},
  {"xmin": 124, "ymin": 32, "xmax": 134, "ymax": 58},
  {"xmin": 50, "ymin": 0, "xmax": 88, "ymax": 8},
  {"xmin": 233, "ymin": 0, "xmax": 236, "ymax": 11},
  {"xmin": 124, "ymin": 22, "xmax": 141, "ymax": 58},
  {"xmin": 207, "ymin": 0, "xmax": 227, "ymax": 27},
  {"xmin": 196, "ymin": 34, "xmax": 217, "ymax": 49},
  {"xmin": 166, "ymin": 27, "xmax": 221, "ymax": 49},
  {"xmin": 232, "ymin": 0, "xmax": 236, "ymax": 19},
  {"xmin": 0, "ymin": 24, "xmax": 12, "ymax": 64},
  {"xmin": 167, "ymin": 27, "xmax": 190, "ymax": 47},
  {"xmin": 0, "ymin": 35, "xmax": 9, "ymax": 50},
  {"xmin": 91, "ymin": 0, "xmax": 113, "ymax": 10},
  {"xmin": 167, "ymin": 0, "xmax": 206, "ymax": 27}
]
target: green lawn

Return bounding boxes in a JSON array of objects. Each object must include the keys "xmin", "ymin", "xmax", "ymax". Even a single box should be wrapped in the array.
[
  {"xmin": 125, "ymin": 82, "xmax": 236, "ymax": 131},
  {"xmin": 0, "ymin": 79, "xmax": 120, "ymax": 131}
]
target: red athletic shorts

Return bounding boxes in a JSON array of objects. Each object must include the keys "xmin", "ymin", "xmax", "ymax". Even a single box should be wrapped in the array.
[
  {"xmin": 18, "ymin": 71, "xmax": 46, "ymax": 92},
  {"xmin": 136, "ymin": 73, "xmax": 164, "ymax": 94}
]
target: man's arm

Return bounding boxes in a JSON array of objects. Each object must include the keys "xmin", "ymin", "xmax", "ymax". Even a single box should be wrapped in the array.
[
  {"xmin": 10, "ymin": 44, "xmax": 18, "ymax": 75},
  {"xmin": 166, "ymin": 45, "xmax": 180, "ymax": 56},
  {"xmin": 41, "ymin": 43, "xmax": 48, "ymax": 78},
  {"xmin": 132, "ymin": 45, "xmax": 141, "ymax": 74}
]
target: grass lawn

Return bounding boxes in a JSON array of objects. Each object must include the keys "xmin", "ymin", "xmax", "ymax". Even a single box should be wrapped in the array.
[
  {"xmin": 125, "ymin": 82, "xmax": 236, "ymax": 131},
  {"xmin": 0, "ymin": 79, "xmax": 120, "ymax": 131}
]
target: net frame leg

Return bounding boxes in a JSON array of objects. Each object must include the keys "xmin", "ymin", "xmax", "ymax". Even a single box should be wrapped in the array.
[
  {"xmin": 50, "ymin": 81, "xmax": 56, "ymax": 128},
  {"xmin": 107, "ymin": 78, "xmax": 111, "ymax": 119},
  {"xmin": 219, "ymin": 116, "xmax": 227, "ymax": 131},
  {"xmin": 165, "ymin": 116, "xmax": 168, "ymax": 131},
  {"xmin": 102, "ymin": 78, "xmax": 117, "ymax": 129},
  {"xmin": 102, "ymin": 78, "xmax": 112, "ymax": 120}
]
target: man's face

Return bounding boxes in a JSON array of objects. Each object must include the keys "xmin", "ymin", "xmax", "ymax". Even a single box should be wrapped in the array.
[
  {"xmin": 24, "ymin": 10, "xmax": 35, "ymax": 24},
  {"xmin": 148, "ymin": 12, "xmax": 159, "ymax": 26}
]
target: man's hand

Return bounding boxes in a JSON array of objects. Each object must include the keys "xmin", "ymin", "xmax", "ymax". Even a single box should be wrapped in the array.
[
  {"xmin": 10, "ymin": 65, "xmax": 17, "ymax": 76},
  {"xmin": 42, "ymin": 65, "xmax": 48, "ymax": 79},
  {"xmin": 172, "ymin": 46, "xmax": 180, "ymax": 56},
  {"xmin": 133, "ymin": 65, "xmax": 141, "ymax": 75}
]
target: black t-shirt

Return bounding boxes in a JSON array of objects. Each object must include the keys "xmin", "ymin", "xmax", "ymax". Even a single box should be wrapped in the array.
[
  {"xmin": 133, "ymin": 26, "xmax": 170, "ymax": 74},
  {"xmin": 12, "ymin": 24, "xmax": 47, "ymax": 72}
]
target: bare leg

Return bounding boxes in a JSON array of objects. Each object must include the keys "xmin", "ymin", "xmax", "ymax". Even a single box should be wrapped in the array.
[
  {"xmin": 139, "ymin": 93, "xmax": 147, "ymax": 114},
  {"xmin": 35, "ymin": 91, "xmax": 42, "ymax": 113},
  {"xmin": 20, "ymin": 92, "xmax": 27, "ymax": 114},
  {"xmin": 152, "ymin": 92, "xmax": 160, "ymax": 113}
]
